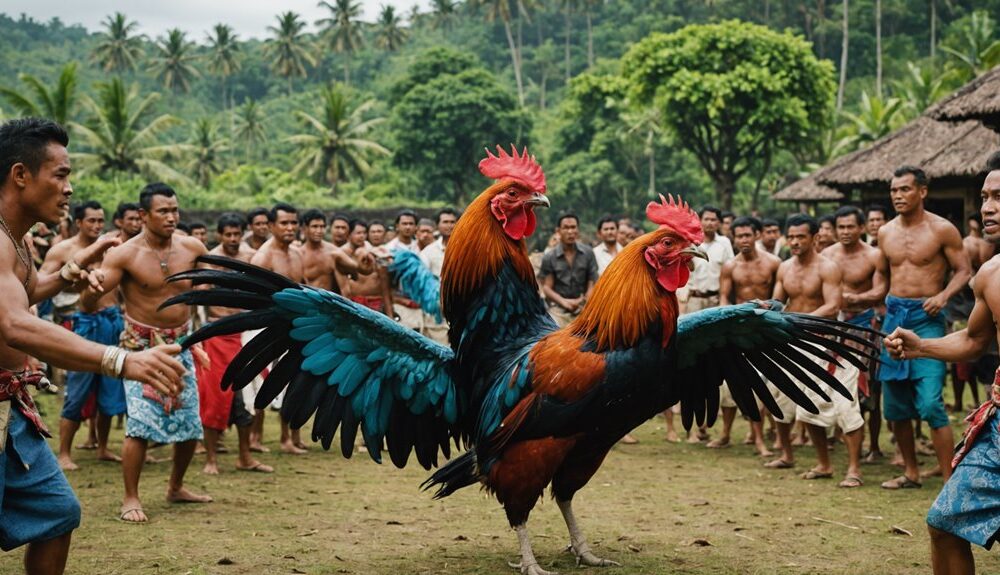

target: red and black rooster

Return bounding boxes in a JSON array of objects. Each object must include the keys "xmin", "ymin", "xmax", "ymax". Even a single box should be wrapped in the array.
[{"xmin": 165, "ymin": 146, "xmax": 878, "ymax": 574}]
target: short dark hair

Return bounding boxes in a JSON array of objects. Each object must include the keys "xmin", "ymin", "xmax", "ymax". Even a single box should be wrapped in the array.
[
  {"xmin": 269, "ymin": 202, "xmax": 297, "ymax": 222},
  {"xmin": 786, "ymin": 213, "xmax": 818, "ymax": 234},
  {"xmin": 113, "ymin": 202, "xmax": 139, "ymax": 221},
  {"xmin": 300, "ymin": 208, "xmax": 326, "ymax": 226},
  {"xmin": 987, "ymin": 151, "xmax": 1000, "ymax": 172},
  {"xmin": 216, "ymin": 212, "xmax": 245, "ymax": 233},
  {"xmin": 395, "ymin": 209, "xmax": 417, "ymax": 224},
  {"xmin": 597, "ymin": 216, "xmax": 617, "ymax": 230},
  {"xmin": 247, "ymin": 207, "xmax": 268, "ymax": 224},
  {"xmin": 348, "ymin": 218, "xmax": 368, "ymax": 232},
  {"xmin": 417, "ymin": 217, "xmax": 435, "ymax": 228},
  {"xmin": 721, "ymin": 210, "xmax": 735, "ymax": 221},
  {"xmin": 331, "ymin": 213, "xmax": 350, "ymax": 226},
  {"xmin": 436, "ymin": 208, "xmax": 458, "ymax": 224},
  {"xmin": 73, "ymin": 200, "xmax": 103, "ymax": 221},
  {"xmin": 0, "ymin": 117, "xmax": 69, "ymax": 187},
  {"xmin": 893, "ymin": 165, "xmax": 929, "ymax": 188},
  {"xmin": 189, "ymin": 221, "xmax": 207, "ymax": 232},
  {"xmin": 176, "ymin": 221, "xmax": 191, "ymax": 234},
  {"xmin": 557, "ymin": 212, "xmax": 579, "ymax": 227},
  {"xmin": 731, "ymin": 216, "xmax": 761, "ymax": 233},
  {"xmin": 699, "ymin": 206, "xmax": 723, "ymax": 220},
  {"xmin": 818, "ymin": 214, "xmax": 836, "ymax": 227},
  {"xmin": 369, "ymin": 219, "xmax": 386, "ymax": 229},
  {"xmin": 139, "ymin": 182, "xmax": 176, "ymax": 210},
  {"xmin": 761, "ymin": 218, "xmax": 781, "ymax": 229},
  {"xmin": 834, "ymin": 206, "xmax": 865, "ymax": 226},
  {"xmin": 866, "ymin": 204, "xmax": 888, "ymax": 219}
]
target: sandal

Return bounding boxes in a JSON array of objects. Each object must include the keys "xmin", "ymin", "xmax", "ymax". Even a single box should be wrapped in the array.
[
  {"xmin": 763, "ymin": 458, "xmax": 794, "ymax": 469},
  {"xmin": 838, "ymin": 475, "xmax": 864, "ymax": 488},
  {"xmin": 880, "ymin": 475, "xmax": 922, "ymax": 490},
  {"xmin": 119, "ymin": 507, "xmax": 147, "ymax": 523},
  {"xmin": 801, "ymin": 469, "xmax": 833, "ymax": 480}
]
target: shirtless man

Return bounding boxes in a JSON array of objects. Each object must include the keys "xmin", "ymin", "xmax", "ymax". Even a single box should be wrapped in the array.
[
  {"xmin": 330, "ymin": 214, "xmax": 350, "ymax": 248},
  {"xmin": 0, "ymin": 118, "xmax": 183, "ymax": 573},
  {"xmin": 299, "ymin": 209, "xmax": 374, "ymax": 295},
  {"xmin": 243, "ymin": 207, "xmax": 269, "ymax": 250},
  {"xmin": 42, "ymin": 200, "xmax": 126, "ymax": 470},
  {"xmin": 195, "ymin": 213, "xmax": 273, "ymax": 475},
  {"xmin": 716, "ymin": 216, "xmax": 780, "ymax": 457},
  {"xmin": 345, "ymin": 219, "xmax": 393, "ymax": 315},
  {"xmin": 866, "ymin": 205, "xmax": 888, "ymax": 246},
  {"xmin": 885, "ymin": 153, "xmax": 1000, "ymax": 574},
  {"xmin": 816, "ymin": 214, "xmax": 837, "ymax": 252},
  {"xmin": 83, "ymin": 182, "xmax": 213, "ymax": 522},
  {"xmin": 765, "ymin": 213, "xmax": 853, "ymax": 481},
  {"xmin": 822, "ymin": 206, "xmax": 889, "ymax": 480},
  {"xmin": 877, "ymin": 165, "xmax": 971, "ymax": 489},
  {"xmin": 111, "ymin": 202, "xmax": 142, "ymax": 241},
  {"xmin": 368, "ymin": 220, "xmax": 387, "ymax": 248}
]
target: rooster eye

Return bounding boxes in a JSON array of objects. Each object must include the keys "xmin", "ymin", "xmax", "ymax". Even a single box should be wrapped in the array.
[{"xmin": 507, "ymin": 189, "xmax": 517, "ymax": 197}]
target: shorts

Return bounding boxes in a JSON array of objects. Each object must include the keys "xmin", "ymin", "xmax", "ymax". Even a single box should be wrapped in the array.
[
  {"xmin": 60, "ymin": 307, "xmax": 126, "ymax": 421},
  {"xmin": 883, "ymin": 370, "xmax": 949, "ymax": 429},
  {"xmin": 795, "ymin": 360, "xmax": 864, "ymax": 433},
  {"xmin": 1, "ymin": 410, "xmax": 81, "ymax": 551},
  {"xmin": 228, "ymin": 389, "xmax": 253, "ymax": 428}
]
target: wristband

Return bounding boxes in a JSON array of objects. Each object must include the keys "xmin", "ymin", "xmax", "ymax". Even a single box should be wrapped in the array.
[
  {"xmin": 101, "ymin": 346, "xmax": 129, "ymax": 378},
  {"xmin": 59, "ymin": 260, "xmax": 84, "ymax": 282}
]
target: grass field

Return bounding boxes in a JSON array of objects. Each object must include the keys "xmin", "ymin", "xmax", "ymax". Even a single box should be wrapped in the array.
[{"xmin": 3, "ymin": 392, "xmax": 999, "ymax": 575}]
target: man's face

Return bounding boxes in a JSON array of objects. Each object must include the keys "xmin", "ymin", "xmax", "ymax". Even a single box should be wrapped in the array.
[
  {"xmin": 76, "ymin": 207, "xmax": 105, "ymax": 241},
  {"xmin": 617, "ymin": 224, "xmax": 633, "ymax": 247},
  {"xmin": 599, "ymin": 221, "xmax": 618, "ymax": 244},
  {"xmin": 889, "ymin": 174, "xmax": 926, "ymax": 215},
  {"xmin": 141, "ymin": 194, "xmax": 179, "ymax": 238},
  {"xmin": 17, "ymin": 142, "xmax": 73, "ymax": 225},
  {"xmin": 192, "ymin": 227, "xmax": 208, "ymax": 245},
  {"xmin": 558, "ymin": 217, "xmax": 579, "ymax": 245},
  {"xmin": 438, "ymin": 214, "xmax": 456, "ymax": 239},
  {"xmin": 416, "ymin": 224, "xmax": 435, "ymax": 248},
  {"xmin": 866, "ymin": 210, "xmax": 886, "ymax": 237},
  {"xmin": 700, "ymin": 212, "xmax": 720, "ymax": 236},
  {"xmin": 251, "ymin": 214, "xmax": 270, "ymax": 240},
  {"xmin": 220, "ymin": 225, "xmax": 243, "ymax": 254},
  {"xmin": 369, "ymin": 224, "xmax": 386, "ymax": 246},
  {"xmin": 786, "ymin": 223, "xmax": 815, "ymax": 257},
  {"xmin": 981, "ymin": 171, "xmax": 1000, "ymax": 243},
  {"xmin": 331, "ymin": 219, "xmax": 349, "ymax": 244},
  {"xmin": 121, "ymin": 209, "xmax": 142, "ymax": 237},
  {"xmin": 761, "ymin": 225, "xmax": 781, "ymax": 249},
  {"xmin": 396, "ymin": 216, "xmax": 416, "ymax": 240},
  {"xmin": 732, "ymin": 225, "xmax": 758, "ymax": 255},
  {"xmin": 721, "ymin": 215, "xmax": 734, "ymax": 237},
  {"xmin": 817, "ymin": 220, "xmax": 835, "ymax": 248},
  {"xmin": 270, "ymin": 209, "xmax": 299, "ymax": 245},
  {"xmin": 306, "ymin": 219, "xmax": 327, "ymax": 243},
  {"xmin": 349, "ymin": 224, "xmax": 367, "ymax": 248},
  {"xmin": 836, "ymin": 215, "xmax": 863, "ymax": 246}
]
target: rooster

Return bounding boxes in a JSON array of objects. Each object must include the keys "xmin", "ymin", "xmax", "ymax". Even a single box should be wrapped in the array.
[{"xmin": 165, "ymin": 147, "xmax": 879, "ymax": 574}]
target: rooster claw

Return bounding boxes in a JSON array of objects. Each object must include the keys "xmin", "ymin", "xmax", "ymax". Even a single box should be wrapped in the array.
[
  {"xmin": 565, "ymin": 544, "xmax": 622, "ymax": 568},
  {"xmin": 508, "ymin": 560, "xmax": 557, "ymax": 575}
]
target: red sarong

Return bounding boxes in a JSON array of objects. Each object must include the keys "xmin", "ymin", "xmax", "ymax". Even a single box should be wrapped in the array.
[
  {"xmin": 350, "ymin": 295, "xmax": 384, "ymax": 312},
  {"xmin": 195, "ymin": 332, "xmax": 242, "ymax": 432}
]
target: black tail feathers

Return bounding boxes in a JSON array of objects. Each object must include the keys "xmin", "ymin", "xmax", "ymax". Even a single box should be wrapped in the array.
[{"xmin": 420, "ymin": 450, "xmax": 478, "ymax": 499}]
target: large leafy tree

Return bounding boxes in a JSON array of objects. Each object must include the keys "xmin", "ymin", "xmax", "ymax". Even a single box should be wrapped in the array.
[
  {"xmin": 153, "ymin": 28, "xmax": 200, "ymax": 93},
  {"xmin": 286, "ymin": 85, "xmax": 389, "ymax": 194},
  {"xmin": 0, "ymin": 62, "xmax": 79, "ymax": 126},
  {"xmin": 317, "ymin": 0, "xmax": 365, "ymax": 85},
  {"xmin": 941, "ymin": 11, "xmax": 1000, "ymax": 81},
  {"xmin": 266, "ymin": 11, "xmax": 316, "ymax": 95},
  {"xmin": 234, "ymin": 98, "xmax": 268, "ymax": 162},
  {"xmin": 91, "ymin": 12, "xmax": 144, "ymax": 74},
  {"xmin": 623, "ymin": 20, "xmax": 835, "ymax": 210},
  {"xmin": 182, "ymin": 118, "xmax": 229, "ymax": 187},
  {"xmin": 376, "ymin": 5, "xmax": 409, "ymax": 52},
  {"xmin": 206, "ymin": 24, "xmax": 242, "ymax": 109}
]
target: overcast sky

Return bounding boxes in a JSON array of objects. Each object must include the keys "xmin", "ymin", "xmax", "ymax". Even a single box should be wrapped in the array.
[{"xmin": 2, "ymin": 0, "xmax": 425, "ymax": 39}]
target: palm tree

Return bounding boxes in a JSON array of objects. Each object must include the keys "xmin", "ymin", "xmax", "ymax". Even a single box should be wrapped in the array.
[
  {"xmin": 472, "ymin": 0, "xmax": 525, "ymax": 106},
  {"xmin": 317, "ymin": 0, "xmax": 365, "ymax": 85},
  {"xmin": 376, "ymin": 5, "xmax": 408, "ymax": 51},
  {"xmin": 875, "ymin": 0, "xmax": 882, "ymax": 97},
  {"xmin": 206, "ymin": 24, "xmax": 241, "ymax": 109},
  {"xmin": 234, "ymin": 98, "xmax": 268, "ymax": 162},
  {"xmin": 891, "ymin": 62, "xmax": 956, "ymax": 117},
  {"xmin": 71, "ymin": 78, "xmax": 186, "ymax": 182},
  {"xmin": 0, "ymin": 62, "xmax": 79, "ymax": 126},
  {"xmin": 91, "ymin": 12, "xmax": 144, "ymax": 73},
  {"xmin": 153, "ymin": 29, "xmax": 200, "ymax": 93},
  {"xmin": 182, "ymin": 118, "xmax": 229, "ymax": 188},
  {"xmin": 624, "ymin": 106, "xmax": 663, "ymax": 196},
  {"xmin": 430, "ymin": 0, "xmax": 458, "ymax": 30},
  {"xmin": 941, "ymin": 11, "xmax": 1000, "ymax": 81},
  {"xmin": 840, "ymin": 91, "xmax": 904, "ymax": 151},
  {"xmin": 562, "ymin": 0, "xmax": 576, "ymax": 81},
  {"xmin": 266, "ymin": 11, "xmax": 316, "ymax": 96},
  {"xmin": 836, "ymin": 0, "xmax": 848, "ymax": 112},
  {"xmin": 583, "ymin": 0, "xmax": 598, "ymax": 68},
  {"xmin": 286, "ymin": 84, "xmax": 390, "ymax": 194}
]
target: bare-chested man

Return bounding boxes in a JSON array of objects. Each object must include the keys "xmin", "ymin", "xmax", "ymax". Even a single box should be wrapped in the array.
[
  {"xmin": 885, "ymin": 153, "xmax": 1000, "ymax": 575},
  {"xmin": 715, "ymin": 216, "xmax": 780, "ymax": 457},
  {"xmin": 822, "ymin": 206, "xmax": 889, "ymax": 479},
  {"xmin": 299, "ymin": 209, "xmax": 374, "ymax": 296},
  {"xmin": 83, "ymin": 182, "xmax": 213, "ymax": 523},
  {"xmin": 367, "ymin": 220, "xmax": 387, "ymax": 248},
  {"xmin": 194, "ymin": 213, "xmax": 274, "ymax": 475},
  {"xmin": 877, "ymin": 165, "xmax": 971, "ymax": 489},
  {"xmin": 816, "ymin": 214, "xmax": 836, "ymax": 252},
  {"xmin": 42, "ymin": 200, "xmax": 125, "ymax": 470},
  {"xmin": 0, "ymin": 118, "xmax": 183, "ymax": 574},
  {"xmin": 111, "ymin": 201, "xmax": 142, "ymax": 241},
  {"xmin": 243, "ymin": 207, "xmax": 269, "ymax": 250},
  {"xmin": 344, "ymin": 219, "xmax": 394, "ymax": 315}
]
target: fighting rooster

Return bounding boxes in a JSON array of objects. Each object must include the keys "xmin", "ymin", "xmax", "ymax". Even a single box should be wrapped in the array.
[{"xmin": 166, "ymin": 147, "xmax": 878, "ymax": 574}]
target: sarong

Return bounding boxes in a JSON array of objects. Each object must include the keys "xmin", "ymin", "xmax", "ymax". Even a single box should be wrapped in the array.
[
  {"xmin": 195, "ymin": 332, "xmax": 241, "ymax": 432},
  {"xmin": 840, "ymin": 308, "xmax": 880, "ymax": 399},
  {"xmin": 350, "ymin": 295, "xmax": 384, "ymax": 313},
  {"xmin": 120, "ymin": 317, "xmax": 202, "ymax": 444},
  {"xmin": 61, "ymin": 306, "xmax": 126, "ymax": 421}
]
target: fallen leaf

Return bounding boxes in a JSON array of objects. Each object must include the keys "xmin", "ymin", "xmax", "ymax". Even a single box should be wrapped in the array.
[
  {"xmin": 217, "ymin": 558, "xmax": 234, "ymax": 565},
  {"xmin": 890, "ymin": 525, "xmax": 913, "ymax": 537},
  {"xmin": 454, "ymin": 535, "xmax": 469, "ymax": 541},
  {"xmin": 686, "ymin": 539, "xmax": 712, "ymax": 547},
  {"xmin": 627, "ymin": 544, "xmax": 641, "ymax": 553},
  {"xmin": 335, "ymin": 555, "xmax": 345, "ymax": 561},
  {"xmin": 386, "ymin": 520, "xmax": 402, "ymax": 526}
]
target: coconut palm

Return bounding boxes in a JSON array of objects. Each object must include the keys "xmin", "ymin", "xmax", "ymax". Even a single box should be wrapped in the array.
[
  {"xmin": 153, "ymin": 29, "xmax": 200, "ymax": 93},
  {"xmin": 206, "ymin": 24, "xmax": 242, "ymax": 109},
  {"xmin": 941, "ymin": 11, "xmax": 1000, "ymax": 81},
  {"xmin": 266, "ymin": 11, "xmax": 316, "ymax": 96},
  {"xmin": 71, "ymin": 78, "xmax": 186, "ymax": 182},
  {"xmin": 91, "ymin": 12, "xmax": 145, "ymax": 73},
  {"xmin": 891, "ymin": 62, "xmax": 957, "ymax": 117},
  {"xmin": 840, "ymin": 91, "xmax": 904, "ymax": 151},
  {"xmin": 471, "ymin": 0, "xmax": 525, "ymax": 106},
  {"xmin": 286, "ymin": 84, "xmax": 390, "ymax": 194},
  {"xmin": 0, "ymin": 62, "xmax": 79, "ymax": 126},
  {"xmin": 376, "ymin": 5, "xmax": 408, "ymax": 51},
  {"xmin": 181, "ymin": 118, "xmax": 229, "ymax": 188},
  {"xmin": 317, "ymin": 0, "xmax": 365, "ymax": 85},
  {"xmin": 234, "ymin": 98, "xmax": 268, "ymax": 162},
  {"xmin": 430, "ymin": 0, "xmax": 458, "ymax": 30}
]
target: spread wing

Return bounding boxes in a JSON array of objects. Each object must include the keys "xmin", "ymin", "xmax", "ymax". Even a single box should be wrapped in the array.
[
  {"xmin": 674, "ymin": 301, "xmax": 882, "ymax": 429},
  {"xmin": 164, "ymin": 255, "xmax": 459, "ymax": 470},
  {"xmin": 388, "ymin": 249, "xmax": 441, "ymax": 321}
]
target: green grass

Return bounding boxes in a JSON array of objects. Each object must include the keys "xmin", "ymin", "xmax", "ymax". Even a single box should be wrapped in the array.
[{"xmin": 4, "ymin": 393, "xmax": 1000, "ymax": 575}]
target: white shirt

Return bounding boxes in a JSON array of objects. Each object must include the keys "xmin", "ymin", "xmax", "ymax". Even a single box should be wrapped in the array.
[
  {"xmin": 593, "ymin": 242, "xmax": 622, "ymax": 276},
  {"xmin": 687, "ymin": 234, "xmax": 734, "ymax": 293},
  {"xmin": 386, "ymin": 236, "xmax": 420, "ymax": 256},
  {"xmin": 420, "ymin": 238, "xmax": 446, "ymax": 277}
]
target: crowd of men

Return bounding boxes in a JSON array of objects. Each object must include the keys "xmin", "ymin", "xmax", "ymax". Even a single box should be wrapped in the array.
[{"xmin": 2, "ymin": 116, "xmax": 999, "ymax": 575}]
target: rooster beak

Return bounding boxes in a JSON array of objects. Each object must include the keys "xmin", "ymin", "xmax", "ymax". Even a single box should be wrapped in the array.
[
  {"xmin": 681, "ymin": 245, "xmax": 708, "ymax": 261},
  {"xmin": 525, "ymin": 192, "xmax": 550, "ymax": 208}
]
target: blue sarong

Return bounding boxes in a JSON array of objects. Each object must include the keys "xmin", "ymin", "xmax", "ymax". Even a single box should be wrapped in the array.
[{"xmin": 61, "ymin": 306, "xmax": 126, "ymax": 421}]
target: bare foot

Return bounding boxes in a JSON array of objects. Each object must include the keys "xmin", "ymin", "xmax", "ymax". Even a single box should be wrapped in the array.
[
  {"xmin": 281, "ymin": 441, "xmax": 307, "ymax": 455},
  {"xmin": 706, "ymin": 437, "xmax": 731, "ymax": 448},
  {"xmin": 166, "ymin": 487, "xmax": 213, "ymax": 504},
  {"xmin": 920, "ymin": 465, "xmax": 943, "ymax": 479},
  {"xmin": 236, "ymin": 460, "xmax": 274, "ymax": 473},
  {"xmin": 742, "ymin": 431, "xmax": 754, "ymax": 445},
  {"xmin": 863, "ymin": 450, "xmax": 883, "ymax": 464},
  {"xmin": 763, "ymin": 458, "xmax": 794, "ymax": 469},
  {"xmin": 203, "ymin": 461, "xmax": 220, "ymax": 475},
  {"xmin": 96, "ymin": 450, "xmax": 122, "ymax": 463},
  {"xmin": 755, "ymin": 445, "xmax": 775, "ymax": 458},
  {"xmin": 791, "ymin": 436, "xmax": 807, "ymax": 447},
  {"xmin": 75, "ymin": 441, "xmax": 97, "ymax": 450},
  {"xmin": 249, "ymin": 442, "xmax": 270, "ymax": 453},
  {"xmin": 687, "ymin": 433, "xmax": 703, "ymax": 444},
  {"xmin": 120, "ymin": 497, "xmax": 148, "ymax": 523},
  {"xmin": 57, "ymin": 454, "xmax": 79, "ymax": 471},
  {"xmin": 293, "ymin": 441, "xmax": 309, "ymax": 451},
  {"xmin": 145, "ymin": 454, "xmax": 164, "ymax": 464},
  {"xmin": 194, "ymin": 442, "xmax": 206, "ymax": 455},
  {"xmin": 665, "ymin": 430, "xmax": 680, "ymax": 443},
  {"xmin": 620, "ymin": 434, "xmax": 639, "ymax": 445}
]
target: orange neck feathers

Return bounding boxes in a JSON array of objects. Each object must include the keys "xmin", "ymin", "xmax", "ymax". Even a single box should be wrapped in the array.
[
  {"xmin": 440, "ymin": 182, "xmax": 537, "ymax": 309},
  {"xmin": 570, "ymin": 239, "xmax": 677, "ymax": 351}
]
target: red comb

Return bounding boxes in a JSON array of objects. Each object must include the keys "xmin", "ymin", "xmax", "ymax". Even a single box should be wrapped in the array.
[
  {"xmin": 478, "ymin": 144, "xmax": 546, "ymax": 194},
  {"xmin": 646, "ymin": 194, "xmax": 704, "ymax": 244}
]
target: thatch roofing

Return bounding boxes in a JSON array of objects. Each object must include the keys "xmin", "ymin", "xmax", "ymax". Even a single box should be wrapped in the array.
[
  {"xmin": 928, "ymin": 66, "xmax": 1000, "ymax": 129},
  {"xmin": 772, "ymin": 172, "xmax": 843, "ymax": 201}
]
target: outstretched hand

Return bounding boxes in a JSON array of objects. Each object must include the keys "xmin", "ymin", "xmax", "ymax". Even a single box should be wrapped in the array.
[
  {"xmin": 123, "ymin": 343, "xmax": 187, "ymax": 397},
  {"xmin": 75, "ymin": 235, "xmax": 121, "ymax": 268},
  {"xmin": 884, "ymin": 327, "xmax": 921, "ymax": 360}
]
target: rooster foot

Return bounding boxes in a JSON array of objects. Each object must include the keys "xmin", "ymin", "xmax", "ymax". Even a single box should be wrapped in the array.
[
  {"xmin": 507, "ymin": 560, "xmax": 557, "ymax": 575},
  {"xmin": 565, "ymin": 544, "xmax": 622, "ymax": 568}
]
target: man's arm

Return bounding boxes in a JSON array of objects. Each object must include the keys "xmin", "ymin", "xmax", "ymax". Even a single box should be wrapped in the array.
[
  {"xmin": 847, "ymin": 250, "xmax": 889, "ymax": 308},
  {"xmin": 813, "ymin": 260, "xmax": 843, "ymax": 319},
  {"xmin": 79, "ymin": 244, "xmax": 127, "ymax": 311},
  {"xmin": 772, "ymin": 263, "xmax": 787, "ymax": 302},
  {"xmin": 583, "ymin": 251, "xmax": 598, "ymax": 301},
  {"xmin": 541, "ymin": 274, "xmax": 571, "ymax": 311},
  {"xmin": 719, "ymin": 260, "xmax": 734, "ymax": 306},
  {"xmin": 924, "ymin": 222, "xmax": 972, "ymax": 315},
  {"xmin": 32, "ymin": 236, "xmax": 120, "ymax": 304},
  {"xmin": 332, "ymin": 247, "xmax": 374, "ymax": 277}
]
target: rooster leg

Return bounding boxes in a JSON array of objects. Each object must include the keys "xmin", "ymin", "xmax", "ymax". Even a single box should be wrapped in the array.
[
  {"xmin": 556, "ymin": 498, "xmax": 622, "ymax": 568},
  {"xmin": 507, "ymin": 523, "xmax": 557, "ymax": 575}
]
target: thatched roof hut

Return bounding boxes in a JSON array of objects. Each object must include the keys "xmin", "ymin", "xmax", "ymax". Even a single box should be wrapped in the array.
[
  {"xmin": 928, "ymin": 66, "xmax": 1000, "ymax": 131},
  {"xmin": 772, "ymin": 172, "xmax": 843, "ymax": 202}
]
